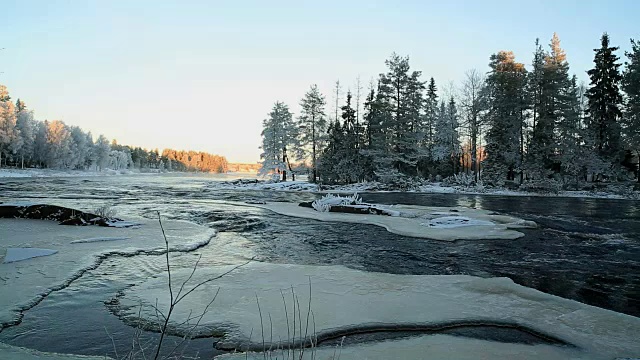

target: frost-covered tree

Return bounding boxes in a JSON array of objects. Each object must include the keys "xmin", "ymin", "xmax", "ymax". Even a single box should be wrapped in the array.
[
  {"xmin": 483, "ymin": 51, "xmax": 528, "ymax": 185},
  {"xmin": 45, "ymin": 120, "xmax": 73, "ymax": 169},
  {"xmin": 259, "ymin": 101, "xmax": 296, "ymax": 181},
  {"xmin": 69, "ymin": 126, "xmax": 91, "ymax": 169},
  {"xmin": 528, "ymin": 33, "xmax": 571, "ymax": 178},
  {"xmin": 432, "ymin": 97, "xmax": 460, "ymax": 176},
  {"xmin": 94, "ymin": 134, "xmax": 111, "ymax": 171},
  {"xmin": 15, "ymin": 100, "xmax": 35, "ymax": 168},
  {"xmin": 296, "ymin": 84, "xmax": 327, "ymax": 183},
  {"xmin": 622, "ymin": 38, "xmax": 640, "ymax": 181},
  {"xmin": 0, "ymin": 86, "xmax": 22, "ymax": 167},
  {"xmin": 586, "ymin": 33, "xmax": 624, "ymax": 178},
  {"xmin": 377, "ymin": 53, "xmax": 424, "ymax": 176},
  {"xmin": 459, "ymin": 69, "xmax": 485, "ymax": 182}
]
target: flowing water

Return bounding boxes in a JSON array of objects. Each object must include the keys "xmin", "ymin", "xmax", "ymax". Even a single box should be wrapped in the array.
[{"xmin": 0, "ymin": 173, "xmax": 638, "ymax": 358}]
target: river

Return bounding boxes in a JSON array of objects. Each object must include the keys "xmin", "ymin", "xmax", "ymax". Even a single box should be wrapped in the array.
[{"xmin": 0, "ymin": 173, "xmax": 638, "ymax": 358}]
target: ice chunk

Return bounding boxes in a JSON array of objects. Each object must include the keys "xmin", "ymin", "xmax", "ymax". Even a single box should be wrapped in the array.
[
  {"xmin": 3, "ymin": 248, "xmax": 58, "ymax": 263},
  {"xmin": 240, "ymin": 202, "xmax": 532, "ymax": 241}
]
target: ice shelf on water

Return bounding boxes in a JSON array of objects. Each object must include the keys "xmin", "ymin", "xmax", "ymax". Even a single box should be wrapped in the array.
[
  {"xmin": 0, "ymin": 342, "xmax": 112, "ymax": 360},
  {"xmin": 0, "ymin": 217, "xmax": 216, "ymax": 329},
  {"xmin": 117, "ymin": 262, "xmax": 640, "ymax": 359},
  {"xmin": 243, "ymin": 201, "xmax": 536, "ymax": 241},
  {"xmin": 217, "ymin": 333, "xmax": 585, "ymax": 360}
]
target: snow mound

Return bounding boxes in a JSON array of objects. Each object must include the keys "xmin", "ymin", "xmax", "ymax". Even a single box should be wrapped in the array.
[
  {"xmin": 244, "ymin": 202, "xmax": 533, "ymax": 241},
  {"xmin": 3, "ymin": 248, "xmax": 58, "ymax": 263},
  {"xmin": 118, "ymin": 262, "xmax": 640, "ymax": 359},
  {"xmin": 70, "ymin": 237, "xmax": 130, "ymax": 244},
  {"xmin": 424, "ymin": 216, "xmax": 494, "ymax": 228}
]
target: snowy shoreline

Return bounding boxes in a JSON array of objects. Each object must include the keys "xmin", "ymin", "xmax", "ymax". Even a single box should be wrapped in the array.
[{"xmin": 210, "ymin": 178, "xmax": 640, "ymax": 200}]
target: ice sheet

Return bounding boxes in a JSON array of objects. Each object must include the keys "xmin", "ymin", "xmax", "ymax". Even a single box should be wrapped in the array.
[
  {"xmin": 118, "ymin": 262, "xmax": 640, "ymax": 359},
  {"xmin": 3, "ymin": 248, "xmax": 58, "ymax": 263},
  {"xmin": 0, "ymin": 218, "xmax": 216, "ymax": 328},
  {"xmin": 244, "ymin": 202, "xmax": 535, "ymax": 241}
]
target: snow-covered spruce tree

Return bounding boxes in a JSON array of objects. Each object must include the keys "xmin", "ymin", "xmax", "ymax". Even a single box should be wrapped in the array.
[
  {"xmin": 622, "ymin": 38, "xmax": 640, "ymax": 182},
  {"xmin": 585, "ymin": 33, "xmax": 624, "ymax": 180},
  {"xmin": 15, "ymin": 99, "xmax": 35, "ymax": 168},
  {"xmin": 361, "ymin": 82, "xmax": 389, "ymax": 179},
  {"xmin": 459, "ymin": 69, "xmax": 486, "ymax": 182},
  {"xmin": 296, "ymin": 84, "xmax": 327, "ymax": 183},
  {"xmin": 377, "ymin": 53, "xmax": 425, "ymax": 177},
  {"xmin": 0, "ymin": 85, "xmax": 23, "ymax": 167},
  {"xmin": 432, "ymin": 98, "xmax": 460, "ymax": 176},
  {"xmin": 557, "ymin": 75, "xmax": 586, "ymax": 188},
  {"xmin": 528, "ymin": 33, "xmax": 572, "ymax": 179},
  {"xmin": 419, "ymin": 77, "xmax": 438, "ymax": 177},
  {"xmin": 317, "ymin": 119, "xmax": 343, "ymax": 183},
  {"xmin": 483, "ymin": 51, "xmax": 528, "ymax": 186},
  {"xmin": 259, "ymin": 101, "xmax": 296, "ymax": 181}
]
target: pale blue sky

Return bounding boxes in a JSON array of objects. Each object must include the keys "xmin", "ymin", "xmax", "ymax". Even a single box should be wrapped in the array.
[{"xmin": 1, "ymin": 0, "xmax": 638, "ymax": 162}]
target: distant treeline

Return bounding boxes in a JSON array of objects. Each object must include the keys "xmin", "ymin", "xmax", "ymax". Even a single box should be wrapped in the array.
[{"xmin": 0, "ymin": 84, "xmax": 228, "ymax": 173}]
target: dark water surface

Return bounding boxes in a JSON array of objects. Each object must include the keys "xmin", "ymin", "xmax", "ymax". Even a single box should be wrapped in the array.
[{"xmin": 0, "ymin": 174, "xmax": 638, "ymax": 358}]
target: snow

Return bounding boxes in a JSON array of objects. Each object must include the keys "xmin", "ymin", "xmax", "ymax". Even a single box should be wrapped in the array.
[
  {"xmin": 69, "ymin": 237, "xmax": 129, "ymax": 244},
  {"xmin": 0, "ymin": 217, "xmax": 216, "ymax": 328},
  {"xmin": 243, "ymin": 201, "xmax": 534, "ymax": 241},
  {"xmin": 218, "ymin": 334, "xmax": 585, "ymax": 360},
  {"xmin": 3, "ymin": 248, "xmax": 58, "ymax": 263},
  {"xmin": 118, "ymin": 262, "xmax": 640, "ymax": 359},
  {"xmin": 0, "ymin": 342, "xmax": 111, "ymax": 360}
]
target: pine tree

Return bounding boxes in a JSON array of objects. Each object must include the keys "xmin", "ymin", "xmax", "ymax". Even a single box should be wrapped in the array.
[
  {"xmin": 622, "ymin": 38, "xmax": 640, "ymax": 181},
  {"xmin": 296, "ymin": 84, "xmax": 327, "ymax": 183},
  {"xmin": 259, "ymin": 101, "xmax": 296, "ymax": 181},
  {"xmin": 377, "ymin": 53, "xmax": 424, "ymax": 176},
  {"xmin": 586, "ymin": 33, "xmax": 624, "ymax": 178},
  {"xmin": 484, "ymin": 51, "xmax": 528, "ymax": 185}
]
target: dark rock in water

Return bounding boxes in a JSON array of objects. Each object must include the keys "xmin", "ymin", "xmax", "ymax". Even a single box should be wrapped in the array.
[
  {"xmin": 0, "ymin": 204, "xmax": 133, "ymax": 227},
  {"xmin": 299, "ymin": 201, "xmax": 313, "ymax": 208}
]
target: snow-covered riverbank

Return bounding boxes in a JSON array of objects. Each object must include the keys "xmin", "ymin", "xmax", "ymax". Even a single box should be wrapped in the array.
[
  {"xmin": 207, "ymin": 178, "xmax": 640, "ymax": 200},
  {"xmin": 0, "ymin": 168, "xmax": 141, "ymax": 178}
]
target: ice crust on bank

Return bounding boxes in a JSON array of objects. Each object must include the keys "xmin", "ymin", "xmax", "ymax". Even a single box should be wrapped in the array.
[
  {"xmin": 3, "ymin": 248, "xmax": 59, "ymax": 263},
  {"xmin": 425, "ymin": 216, "xmax": 495, "ymax": 228},
  {"xmin": 0, "ymin": 342, "xmax": 111, "ymax": 360},
  {"xmin": 118, "ymin": 262, "xmax": 640, "ymax": 359},
  {"xmin": 0, "ymin": 217, "xmax": 216, "ymax": 328},
  {"xmin": 245, "ymin": 201, "xmax": 535, "ymax": 241}
]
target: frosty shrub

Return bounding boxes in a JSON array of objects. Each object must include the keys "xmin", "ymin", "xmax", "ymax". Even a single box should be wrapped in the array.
[
  {"xmin": 375, "ymin": 169, "xmax": 419, "ymax": 191},
  {"xmin": 95, "ymin": 204, "xmax": 117, "ymax": 219},
  {"xmin": 519, "ymin": 179, "xmax": 563, "ymax": 194},
  {"xmin": 311, "ymin": 193, "xmax": 363, "ymax": 212},
  {"xmin": 441, "ymin": 173, "xmax": 476, "ymax": 187}
]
